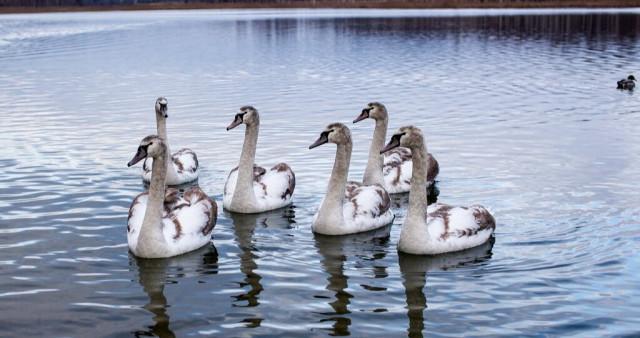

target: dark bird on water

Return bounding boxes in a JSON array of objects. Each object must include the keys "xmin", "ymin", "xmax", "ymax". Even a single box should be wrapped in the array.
[{"xmin": 617, "ymin": 75, "xmax": 636, "ymax": 90}]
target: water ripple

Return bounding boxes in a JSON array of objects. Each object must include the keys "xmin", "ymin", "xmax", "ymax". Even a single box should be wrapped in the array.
[{"xmin": 1, "ymin": 8, "xmax": 640, "ymax": 337}]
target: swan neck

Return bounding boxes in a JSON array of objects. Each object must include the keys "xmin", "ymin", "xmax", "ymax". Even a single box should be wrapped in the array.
[
  {"xmin": 139, "ymin": 151, "xmax": 169, "ymax": 253},
  {"xmin": 234, "ymin": 123, "xmax": 259, "ymax": 202},
  {"xmin": 407, "ymin": 141, "xmax": 428, "ymax": 224},
  {"xmin": 363, "ymin": 118, "xmax": 387, "ymax": 186},
  {"xmin": 156, "ymin": 114, "xmax": 168, "ymax": 141},
  {"xmin": 318, "ymin": 142, "xmax": 351, "ymax": 218},
  {"xmin": 156, "ymin": 115, "xmax": 177, "ymax": 181}
]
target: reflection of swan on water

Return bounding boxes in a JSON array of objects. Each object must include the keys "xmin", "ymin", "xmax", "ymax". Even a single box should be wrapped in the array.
[
  {"xmin": 225, "ymin": 206, "xmax": 295, "ymax": 326},
  {"xmin": 398, "ymin": 237, "xmax": 494, "ymax": 337},
  {"xmin": 130, "ymin": 244, "xmax": 218, "ymax": 337},
  {"xmin": 313, "ymin": 225, "xmax": 392, "ymax": 336}
]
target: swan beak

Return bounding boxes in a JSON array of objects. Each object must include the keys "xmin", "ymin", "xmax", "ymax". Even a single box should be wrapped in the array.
[
  {"xmin": 159, "ymin": 105, "xmax": 168, "ymax": 118},
  {"xmin": 127, "ymin": 146, "xmax": 148, "ymax": 167},
  {"xmin": 227, "ymin": 114, "xmax": 243, "ymax": 131},
  {"xmin": 309, "ymin": 132, "xmax": 329, "ymax": 149},
  {"xmin": 380, "ymin": 135, "xmax": 401, "ymax": 154},
  {"xmin": 353, "ymin": 109, "xmax": 370, "ymax": 123}
]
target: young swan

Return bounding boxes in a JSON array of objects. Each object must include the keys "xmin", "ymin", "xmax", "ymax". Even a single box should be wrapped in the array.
[
  {"xmin": 353, "ymin": 102, "xmax": 439, "ymax": 194},
  {"xmin": 224, "ymin": 106, "xmax": 295, "ymax": 213},
  {"xmin": 142, "ymin": 97, "xmax": 199, "ymax": 185},
  {"xmin": 381, "ymin": 126, "xmax": 495, "ymax": 254},
  {"xmin": 128, "ymin": 135, "xmax": 217, "ymax": 258},
  {"xmin": 310, "ymin": 123, "xmax": 394, "ymax": 235},
  {"xmin": 617, "ymin": 75, "xmax": 636, "ymax": 90}
]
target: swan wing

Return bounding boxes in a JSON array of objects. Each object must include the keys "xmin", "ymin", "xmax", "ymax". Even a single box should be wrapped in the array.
[
  {"xmin": 163, "ymin": 186, "xmax": 217, "ymax": 256},
  {"xmin": 141, "ymin": 158, "xmax": 153, "ymax": 182},
  {"xmin": 383, "ymin": 150, "xmax": 439, "ymax": 193},
  {"xmin": 141, "ymin": 149, "xmax": 199, "ymax": 184},
  {"xmin": 127, "ymin": 191, "xmax": 149, "ymax": 250},
  {"xmin": 383, "ymin": 160, "xmax": 412, "ymax": 194},
  {"xmin": 343, "ymin": 183, "xmax": 394, "ymax": 231},
  {"xmin": 426, "ymin": 152, "xmax": 440, "ymax": 184},
  {"xmin": 425, "ymin": 203, "xmax": 495, "ymax": 252},
  {"xmin": 252, "ymin": 163, "xmax": 295, "ymax": 209},
  {"xmin": 223, "ymin": 164, "xmax": 267, "ymax": 202},
  {"xmin": 170, "ymin": 148, "xmax": 199, "ymax": 184},
  {"xmin": 223, "ymin": 167, "xmax": 239, "ymax": 203}
]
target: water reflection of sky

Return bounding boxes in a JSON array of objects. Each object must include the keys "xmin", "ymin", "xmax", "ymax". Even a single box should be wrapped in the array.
[{"xmin": 0, "ymin": 9, "xmax": 639, "ymax": 337}]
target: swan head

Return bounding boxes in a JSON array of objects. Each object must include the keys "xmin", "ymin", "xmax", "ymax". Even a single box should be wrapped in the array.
[
  {"xmin": 127, "ymin": 135, "xmax": 167, "ymax": 167},
  {"xmin": 155, "ymin": 97, "xmax": 168, "ymax": 118},
  {"xmin": 380, "ymin": 126, "xmax": 424, "ymax": 154},
  {"xmin": 309, "ymin": 123, "xmax": 351, "ymax": 149},
  {"xmin": 227, "ymin": 106, "xmax": 260, "ymax": 131},
  {"xmin": 353, "ymin": 102, "xmax": 387, "ymax": 123}
]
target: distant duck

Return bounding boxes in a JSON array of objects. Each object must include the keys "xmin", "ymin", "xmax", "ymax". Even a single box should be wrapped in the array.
[
  {"xmin": 224, "ymin": 106, "xmax": 295, "ymax": 213},
  {"xmin": 381, "ymin": 126, "xmax": 495, "ymax": 255},
  {"xmin": 142, "ymin": 97, "xmax": 199, "ymax": 185},
  {"xmin": 617, "ymin": 75, "xmax": 636, "ymax": 90},
  {"xmin": 353, "ymin": 102, "xmax": 439, "ymax": 194},
  {"xmin": 309, "ymin": 123, "xmax": 394, "ymax": 235},
  {"xmin": 127, "ymin": 135, "xmax": 217, "ymax": 258}
]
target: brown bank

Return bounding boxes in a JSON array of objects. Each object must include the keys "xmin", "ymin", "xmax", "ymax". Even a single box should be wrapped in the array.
[{"xmin": 2, "ymin": 0, "xmax": 640, "ymax": 14}]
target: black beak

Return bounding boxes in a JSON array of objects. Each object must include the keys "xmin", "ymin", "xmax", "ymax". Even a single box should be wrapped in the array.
[
  {"xmin": 309, "ymin": 131, "xmax": 329, "ymax": 149},
  {"xmin": 227, "ymin": 114, "xmax": 243, "ymax": 131},
  {"xmin": 380, "ymin": 134, "xmax": 402, "ymax": 154},
  {"xmin": 353, "ymin": 108, "xmax": 370, "ymax": 123},
  {"xmin": 128, "ymin": 146, "xmax": 148, "ymax": 167},
  {"xmin": 158, "ymin": 104, "xmax": 168, "ymax": 118}
]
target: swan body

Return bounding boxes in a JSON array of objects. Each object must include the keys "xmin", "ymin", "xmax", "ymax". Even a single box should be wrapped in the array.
[
  {"xmin": 354, "ymin": 102, "xmax": 439, "ymax": 194},
  {"xmin": 142, "ymin": 97, "xmax": 199, "ymax": 185},
  {"xmin": 617, "ymin": 75, "xmax": 636, "ymax": 90},
  {"xmin": 223, "ymin": 106, "xmax": 295, "ymax": 213},
  {"xmin": 310, "ymin": 123, "xmax": 394, "ymax": 235},
  {"xmin": 128, "ymin": 135, "xmax": 217, "ymax": 258},
  {"xmin": 381, "ymin": 126, "xmax": 495, "ymax": 255}
]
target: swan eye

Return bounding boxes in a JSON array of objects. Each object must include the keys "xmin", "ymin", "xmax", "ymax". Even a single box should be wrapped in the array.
[{"xmin": 392, "ymin": 132, "xmax": 405, "ymax": 142}]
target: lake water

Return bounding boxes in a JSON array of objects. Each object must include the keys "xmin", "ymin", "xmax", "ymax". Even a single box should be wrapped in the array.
[{"xmin": 1, "ymin": 7, "xmax": 640, "ymax": 337}]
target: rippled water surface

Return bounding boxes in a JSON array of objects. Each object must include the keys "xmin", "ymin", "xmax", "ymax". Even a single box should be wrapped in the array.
[{"xmin": 1, "ymin": 8, "xmax": 640, "ymax": 336}]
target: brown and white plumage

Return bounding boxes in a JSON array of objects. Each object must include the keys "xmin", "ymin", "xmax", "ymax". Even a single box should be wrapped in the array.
[
  {"xmin": 381, "ymin": 126, "xmax": 495, "ymax": 254},
  {"xmin": 223, "ymin": 106, "xmax": 295, "ymax": 213},
  {"xmin": 142, "ymin": 97, "xmax": 199, "ymax": 186},
  {"xmin": 310, "ymin": 123, "xmax": 394, "ymax": 235},
  {"xmin": 128, "ymin": 135, "xmax": 217, "ymax": 258},
  {"xmin": 354, "ymin": 102, "xmax": 439, "ymax": 194}
]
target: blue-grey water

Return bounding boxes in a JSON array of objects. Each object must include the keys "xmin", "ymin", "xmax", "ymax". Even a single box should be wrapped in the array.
[{"xmin": 1, "ymin": 8, "xmax": 639, "ymax": 337}]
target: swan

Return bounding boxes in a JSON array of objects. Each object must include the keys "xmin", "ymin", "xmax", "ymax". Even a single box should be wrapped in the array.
[
  {"xmin": 353, "ymin": 102, "xmax": 439, "ymax": 194},
  {"xmin": 309, "ymin": 123, "xmax": 394, "ymax": 235},
  {"xmin": 223, "ymin": 106, "xmax": 296, "ymax": 213},
  {"xmin": 381, "ymin": 126, "xmax": 495, "ymax": 255},
  {"xmin": 127, "ymin": 135, "xmax": 217, "ymax": 258},
  {"xmin": 617, "ymin": 75, "xmax": 636, "ymax": 90},
  {"xmin": 142, "ymin": 97, "xmax": 199, "ymax": 185}
]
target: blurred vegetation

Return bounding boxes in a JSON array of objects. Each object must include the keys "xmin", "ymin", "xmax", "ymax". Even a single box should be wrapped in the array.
[{"xmin": 2, "ymin": 0, "xmax": 640, "ymax": 11}]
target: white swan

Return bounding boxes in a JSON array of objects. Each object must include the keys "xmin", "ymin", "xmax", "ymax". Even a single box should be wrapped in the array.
[
  {"xmin": 381, "ymin": 126, "xmax": 495, "ymax": 255},
  {"xmin": 127, "ymin": 135, "xmax": 217, "ymax": 258},
  {"xmin": 142, "ymin": 97, "xmax": 199, "ymax": 186},
  {"xmin": 354, "ymin": 102, "xmax": 439, "ymax": 194},
  {"xmin": 223, "ymin": 106, "xmax": 296, "ymax": 213},
  {"xmin": 309, "ymin": 123, "xmax": 394, "ymax": 235}
]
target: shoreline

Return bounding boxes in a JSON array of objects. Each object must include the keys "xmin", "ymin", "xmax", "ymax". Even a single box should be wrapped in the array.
[{"xmin": 2, "ymin": 1, "xmax": 640, "ymax": 14}]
